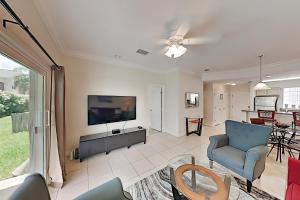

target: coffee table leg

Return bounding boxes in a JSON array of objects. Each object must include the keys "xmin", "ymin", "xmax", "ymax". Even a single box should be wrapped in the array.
[
  {"xmin": 191, "ymin": 156, "xmax": 196, "ymax": 192},
  {"xmin": 209, "ymin": 160, "xmax": 213, "ymax": 169},
  {"xmin": 170, "ymin": 167, "xmax": 183, "ymax": 200},
  {"xmin": 171, "ymin": 185, "xmax": 183, "ymax": 200},
  {"xmin": 224, "ymin": 175, "xmax": 231, "ymax": 200}
]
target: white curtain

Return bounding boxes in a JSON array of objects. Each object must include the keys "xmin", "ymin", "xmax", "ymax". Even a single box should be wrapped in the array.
[
  {"xmin": 28, "ymin": 71, "xmax": 44, "ymax": 175},
  {"xmin": 48, "ymin": 71, "xmax": 63, "ymax": 187}
]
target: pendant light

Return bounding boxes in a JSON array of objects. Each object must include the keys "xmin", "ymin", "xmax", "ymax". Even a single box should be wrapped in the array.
[{"xmin": 254, "ymin": 54, "xmax": 271, "ymax": 90}]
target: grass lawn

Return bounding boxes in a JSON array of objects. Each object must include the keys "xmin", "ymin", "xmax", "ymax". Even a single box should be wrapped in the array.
[{"xmin": 0, "ymin": 116, "xmax": 29, "ymax": 181}]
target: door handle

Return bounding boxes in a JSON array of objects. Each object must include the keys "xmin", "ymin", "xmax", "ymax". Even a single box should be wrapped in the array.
[{"xmin": 34, "ymin": 126, "xmax": 44, "ymax": 134}]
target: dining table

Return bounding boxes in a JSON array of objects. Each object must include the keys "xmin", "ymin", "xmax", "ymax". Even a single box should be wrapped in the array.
[{"xmin": 267, "ymin": 122, "xmax": 300, "ymax": 163}]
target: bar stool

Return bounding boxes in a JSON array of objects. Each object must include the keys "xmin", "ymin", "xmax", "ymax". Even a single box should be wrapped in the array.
[
  {"xmin": 283, "ymin": 112, "xmax": 300, "ymax": 160},
  {"xmin": 256, "ymin": 110, "xmax": 280, "ymax": 159},
  {"xmin": 291, "ymin": 112, "xmax": 300, "ymax": 139},
  {"xmin": 257, "ymin": 110, "xmax": 276, "ymax": 124},
  {"xmin": 250, "ymin": 118, "xmax": 265, "ymax": 125}
]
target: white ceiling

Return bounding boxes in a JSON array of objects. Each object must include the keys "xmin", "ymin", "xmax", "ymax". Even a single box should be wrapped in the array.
[{"xmin": 33, "ymin": 0, "xmax": 300, "ymax": 74}]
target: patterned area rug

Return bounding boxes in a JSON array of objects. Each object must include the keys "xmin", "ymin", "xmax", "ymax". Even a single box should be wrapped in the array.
[{"xmin": 126, "ymin": 166, "xmax": 280, "ymax": 200}]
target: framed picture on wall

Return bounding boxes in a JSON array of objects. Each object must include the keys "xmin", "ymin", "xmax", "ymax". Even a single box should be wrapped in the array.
[{"xmin": 185, "ymin": 92, "xmax": 199, "ymax": 108}]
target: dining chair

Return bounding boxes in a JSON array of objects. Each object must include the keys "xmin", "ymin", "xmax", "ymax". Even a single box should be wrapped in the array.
[
  {"xmin": 283, "ymin": 112, "xmax": 300, "ymax": 160},
  {"xmin": 293, "ymin": 112, "xmax": 300, "ymax": 126},
  {"xmin": 291, "ymin": 112, "xmax": 300, "ymax": 139},
  {"xmin": 257, "ymin": 110, "xmax": 276, "ymax": 124},
  {"xmin": 254, "ymin": 111, "xmax": 280, "ymax": 160},
  {"xmin": 286, "ymin": 112, "xmax": 300, "ymax": 144},
  {"xmin": 250, "ymin": 118, "xmax": 265, "ymax": 125}
]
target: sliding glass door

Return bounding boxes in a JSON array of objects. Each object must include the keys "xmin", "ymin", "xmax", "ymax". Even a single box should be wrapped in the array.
[{"xmin": 0, "ymin": 53, "xmax": 45, "ymax": 184}]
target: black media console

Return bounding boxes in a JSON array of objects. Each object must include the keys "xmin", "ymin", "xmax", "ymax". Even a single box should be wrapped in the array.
[{"xmin": 79, "ymin": 127, "xmax": 146, "ymax": 161}]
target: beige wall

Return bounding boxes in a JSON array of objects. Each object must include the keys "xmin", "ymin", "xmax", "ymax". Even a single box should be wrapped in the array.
[
  {"xmin": 178, "ymin": 71, "xmax": 203, "ymax": 135},
  {"xmin": 63, "ymin": 56, "xmax": 165, "ymax": 153},
  {"xmin": 203, "ymin": 83, "xmax": 213, "ymax": 125},
  {"xmin": 164, "ymin": 69, "xmax": 203, "ymax": 137},
  {"xmin": 165, "ymin": 70, "xmax": 180, "ymax": 136},
  {"xmin": 64, "ymin": 60, "xmax": 204, "ymax": 151}
]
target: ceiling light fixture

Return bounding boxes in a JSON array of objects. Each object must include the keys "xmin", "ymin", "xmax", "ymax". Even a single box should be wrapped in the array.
[
  {"xmin": 165, "ymin": 44, "xmax": 187, "ymax": 58},
  {"xmin": 265, "ymin": 75, "xmax": 272, "ymax": 78},
  {"xmin": 226, "ymin": 83, "xmax": 236, "ymax": 86},
  {"xmin": 254, "ymin": 54, "xmax": 271, "ymax": 90}
]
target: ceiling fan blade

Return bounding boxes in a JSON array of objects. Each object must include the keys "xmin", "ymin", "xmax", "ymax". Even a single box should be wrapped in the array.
[
  {"xmin": 175, "ymin": 23, "xmax": 190, "ymax": 37},
  {"xmin": 157, "ymin": 39, "xmax": 169, "ymax": 45},
  {"xmin": 182, "ymin": 35, "xmax": 221, "ymax": 45}
]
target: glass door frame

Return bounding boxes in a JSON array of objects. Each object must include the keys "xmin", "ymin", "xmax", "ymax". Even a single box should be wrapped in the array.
[{"xmin": 0, "ymin": 37, "xmax": 52, "ymax": 182}]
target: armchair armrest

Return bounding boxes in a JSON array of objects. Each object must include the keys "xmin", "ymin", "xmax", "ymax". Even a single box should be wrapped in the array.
[
  {"xmin": 207, "ymin": 134, "xmax": 229, "ymax": 160},
  {"xmin": 75, "ymin": 177, "xmax": 132, "ymax": 200},
  {"xmin": 9, "ymin": 173, "xmax": 50, "ymax": 200},
  {"xmin": 287, "ymin": 157, "xmax": 300, "ymax": 186},
  {"xmin": 243, "ymin": 145, "xmax": 269, "ymax": 181}
]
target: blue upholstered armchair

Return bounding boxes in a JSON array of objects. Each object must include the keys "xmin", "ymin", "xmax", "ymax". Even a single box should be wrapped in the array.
[{"xmin": 207, "ymin": 120, "xmax": 272, "ymax": 193}]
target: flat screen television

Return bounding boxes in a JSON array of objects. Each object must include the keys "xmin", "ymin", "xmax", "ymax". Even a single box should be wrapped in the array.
[{"xmin": 88, "ymin": 95, "xmax": 136, "ymax": 125}]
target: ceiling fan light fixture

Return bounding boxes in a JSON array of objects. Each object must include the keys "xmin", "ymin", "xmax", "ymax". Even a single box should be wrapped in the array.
[{"xmin": 165, "ymin": 44, "xmax": 186, "ymax": 58}]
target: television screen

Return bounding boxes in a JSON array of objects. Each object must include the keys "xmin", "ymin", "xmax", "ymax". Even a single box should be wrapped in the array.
[{"xmin": 88, "ymin": 95, "xmax": 136, "ymax": 125}]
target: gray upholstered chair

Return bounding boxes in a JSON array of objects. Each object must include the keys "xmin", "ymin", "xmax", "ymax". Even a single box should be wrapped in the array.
[
  {"xmin": 9, "ymin": 173, "xmax": 132, "ymax": 200},
  {"xmin": 207, "ymin": 120, "xmax": 272, "ymax": 193}
]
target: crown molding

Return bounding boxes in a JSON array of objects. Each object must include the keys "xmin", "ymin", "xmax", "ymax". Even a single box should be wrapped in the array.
[{"xmin": 0, "ymin": 30, "xmax": 49, "ymax": 71}]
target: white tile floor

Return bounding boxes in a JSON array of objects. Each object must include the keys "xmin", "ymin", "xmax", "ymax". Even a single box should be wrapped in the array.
[{"xmin": 50, "ymin": 125, "xmax": 288, "ymax": 200}]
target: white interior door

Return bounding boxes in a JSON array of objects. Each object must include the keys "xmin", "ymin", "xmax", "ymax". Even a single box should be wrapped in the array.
[
  {"xmin": 213, "ymin": 92, "xmax": 223, "ymax": 125},
  {"xmin": 230, "ymin": 89, "xmax": 250, "ymax": 121},
  {"xmin": 150, "ymin": 87, "xmax": 162, "ymax": 131}
]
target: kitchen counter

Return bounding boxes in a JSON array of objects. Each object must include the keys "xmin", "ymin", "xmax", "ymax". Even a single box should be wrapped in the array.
[
  {"xmin": 241, "ymin": 110, "xmax": 294, "ymax": 123},
  {"xmin": 241, "ymin": 110, "xmax": 293, "ymax": 115}
]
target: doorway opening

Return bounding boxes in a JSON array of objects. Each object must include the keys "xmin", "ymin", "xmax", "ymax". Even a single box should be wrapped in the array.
[{"xmin": 149, "ymin": 86, "xmax": 163, "ymax": 133}]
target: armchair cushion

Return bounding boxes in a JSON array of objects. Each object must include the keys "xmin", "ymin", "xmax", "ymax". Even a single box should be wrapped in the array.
[
  {"xmin": 212, "ymin": 146, "xmax": 245, "ymax": 175},
  {"xmin": 226, "ymin": 120, "xmax": 271, "ymax": 152},
  {"xmin": 207, "ymin": 134, "xmax": 229, "ymax": 159}
]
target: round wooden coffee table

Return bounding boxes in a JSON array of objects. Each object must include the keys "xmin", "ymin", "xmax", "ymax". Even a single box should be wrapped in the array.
[{"xmin": 175, "ymin": 164, "xmax": 228, "ymax": 200}]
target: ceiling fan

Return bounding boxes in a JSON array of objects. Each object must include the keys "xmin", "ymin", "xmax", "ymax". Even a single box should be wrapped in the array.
[{"xmin": 159, "ymin": 23, "xmax": 221, "ymax": 58}]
